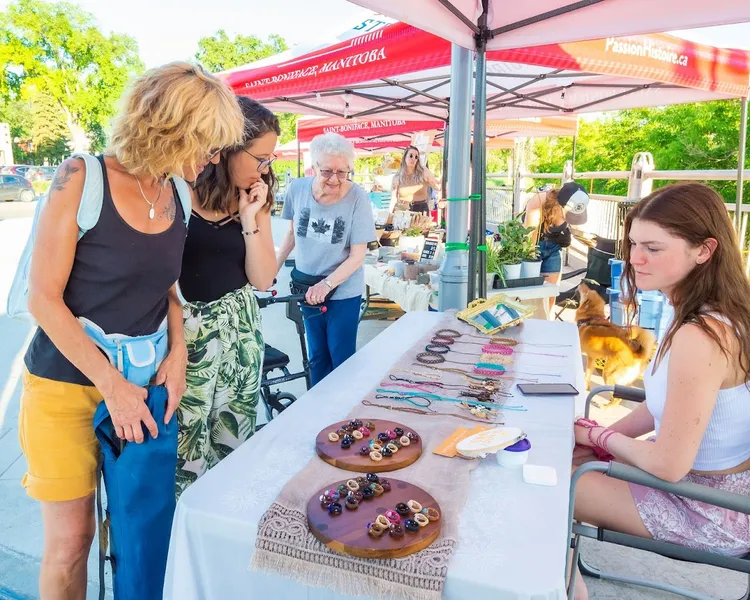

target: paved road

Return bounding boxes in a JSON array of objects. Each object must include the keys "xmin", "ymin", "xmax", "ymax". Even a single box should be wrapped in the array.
[{"xmin": 0, "ymin": 202, "xmax": 36, "ymax": 221}]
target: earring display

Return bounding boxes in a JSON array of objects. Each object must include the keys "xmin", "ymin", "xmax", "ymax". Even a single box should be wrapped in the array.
[
  {"xmin": 316, "ymin": 419, "xmax": 423, "ymax": 473},
  {"xmin": 307, "ymin": 476, "xmax": 442, "ymax": 559}
]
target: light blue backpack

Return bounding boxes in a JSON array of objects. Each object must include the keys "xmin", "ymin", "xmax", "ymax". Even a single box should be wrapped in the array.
[{"xmin": 6, "ymin": 153, "xmax": 192, "ymax": 322}]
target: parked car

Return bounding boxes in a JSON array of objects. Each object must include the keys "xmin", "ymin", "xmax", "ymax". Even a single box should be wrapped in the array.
[
  {"xmin": 38, "ymin": 166, "xmax": 56, "ymax": 181},
  {"xmin": 0, "ymin": 165, "xmax": 46, "ymax": 181},
  {"xmin": 0, "ymin": 174, "xmax": 35, "ymax": 202}
]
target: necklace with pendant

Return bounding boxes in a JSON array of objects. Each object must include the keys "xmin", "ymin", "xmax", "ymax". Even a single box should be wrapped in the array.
[{"xmin": 134, "ymin": 175, "xmax": 163, "ymax": 219}]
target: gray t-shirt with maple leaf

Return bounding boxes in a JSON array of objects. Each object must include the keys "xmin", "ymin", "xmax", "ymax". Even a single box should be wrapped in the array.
[{"xmin": 281, "ymin": 177, "xmax": 376, "ymax": 300}]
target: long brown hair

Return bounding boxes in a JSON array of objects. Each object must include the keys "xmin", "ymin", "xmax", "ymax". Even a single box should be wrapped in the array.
[
  {"xmin": 193, "ymin": 96, "xmax": 281, "ymax": 214},
  {"xmin": 622, "ymin": 182, "xmax": 750, "ymax": 378},
  {"xmin": 396, "ymin": 145, "xmax": 426, "ymax": 186},
  {"xmin": 541, "ymin": 188, "xmax": 564, "ymax": 231}
]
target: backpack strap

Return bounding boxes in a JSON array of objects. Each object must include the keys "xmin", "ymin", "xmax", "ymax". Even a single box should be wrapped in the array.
[
  {"xmin": 171, "ymin": 176, "xmax": 192, "ymax": 227},
  {"xmin": 69, "ymin": 153, "xmax": 105, "ymax": 239}
]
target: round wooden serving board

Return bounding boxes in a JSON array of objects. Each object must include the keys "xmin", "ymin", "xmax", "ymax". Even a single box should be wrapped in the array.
[
  {"xmin": 307, "ymin": 477, "xmax": 441, "ymax": 559},
  {"xmin": 315, "ymin": 419, "xmax": 422, "ymax": 473}
]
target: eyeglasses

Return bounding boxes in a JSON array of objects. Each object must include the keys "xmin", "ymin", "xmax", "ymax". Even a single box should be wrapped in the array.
[
  {"xmin": 205, "ymin": 148, "xmax": 221, "ymax": 162},
  {"xmin": 242, "ymin": 149, "xmax": 277, "ymax": 171},
  {"xmin": 407, "ymin": 153, "xmax": 419, "ymax": 159},
  {"xmin": 318, "ymin": 168, "xmax": 352, "ymax": 180}
]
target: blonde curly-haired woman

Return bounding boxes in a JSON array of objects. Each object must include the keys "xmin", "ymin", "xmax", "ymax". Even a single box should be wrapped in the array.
[{"xmin": 19, "ymin": 62, "xmax": 243, "ymax": 598}]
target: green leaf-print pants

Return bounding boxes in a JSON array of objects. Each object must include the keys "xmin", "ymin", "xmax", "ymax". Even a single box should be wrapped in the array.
[{"xmin": 176, "ymin": 284, "xmax": 263, "ymax": 498}]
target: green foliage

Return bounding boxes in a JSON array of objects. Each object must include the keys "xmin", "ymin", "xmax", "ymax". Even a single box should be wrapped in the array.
[
  {"xmin": 0, "ymin": 0, "xmax": 143, "ymax": 153},
  {"xmin": 491, "ymin": 219, "xmax": 536, "ymax": 265},
  {"xmin": 195, "ymin": 30, "xmax": 287, "ymax": 73},
  {"xmin": 194, "ymin": 30, "xmax": 298, "ymax": 146},
  {"xmin": 527, "ymin": 100, "xmax": 750, "ymax": 201}
]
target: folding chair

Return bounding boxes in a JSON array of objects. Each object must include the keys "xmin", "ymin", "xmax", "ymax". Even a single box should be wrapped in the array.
[{"xmin": 567, "ymin": 385, "xmax": 750, "ymax": 600}]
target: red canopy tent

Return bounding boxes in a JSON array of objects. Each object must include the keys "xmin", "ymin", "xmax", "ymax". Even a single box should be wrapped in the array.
[
  {"xmin": 343, "ymin": 2, "xmax": 750, "ymax": 304},
  {"xmin": 221, "ymin": 20, "xmax": 750, "ymax": 304},
  {"xmin": 222, "ymin": 23, "xmax": 750, "ymax": 121}
]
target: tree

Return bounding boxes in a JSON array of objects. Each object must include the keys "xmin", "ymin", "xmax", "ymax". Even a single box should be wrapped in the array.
[
  {"xmin": 195, "ymin": 30, "xmax": 287, "ymax": 73},
  {"xmin": 28, "ymin": 89, "xmax": 69, "ymax": 163},
  {"xmin": 195, "ymin": 30, "xmax": 299, "ymax": 144},
  {"xmin": 526, "ymin": 100, "xmax": 750, "ymax": 201},
  {"xmin": 0, "ymin": 0, "xmax": 143, "ymax": 153}
]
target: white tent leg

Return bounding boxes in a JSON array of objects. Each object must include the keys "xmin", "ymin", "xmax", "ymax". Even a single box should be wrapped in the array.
[{"xmin": 438, "ymin": 44, "xmax": 473, "ymax": 311}]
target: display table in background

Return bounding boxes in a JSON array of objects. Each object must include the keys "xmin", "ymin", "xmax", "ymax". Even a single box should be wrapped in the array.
[
  {"xmin": 164, "ymin": 313, "xmax": 584, "ymax": 600},
  {"xmin": 363, "ymin": 263, "xmax": 435, "ymax": 312},
  {"xmin": 364, "ymin": 263, "xmax": 560, "ymax": 318}
]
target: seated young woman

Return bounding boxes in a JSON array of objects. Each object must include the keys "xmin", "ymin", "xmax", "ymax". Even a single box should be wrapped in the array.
[{"xmin": 570, "ymin": 182, "xmax": 750, "ymax": 599}]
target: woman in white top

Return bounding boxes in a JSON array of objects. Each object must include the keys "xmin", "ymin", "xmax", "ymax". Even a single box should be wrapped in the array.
[
  {"xmin": 571, "ymin": 182, "xmax": 750, "ymax": 599},
  {"xmin": 390, "ymin": 145, "xmax": 441, "ymax": 214}
]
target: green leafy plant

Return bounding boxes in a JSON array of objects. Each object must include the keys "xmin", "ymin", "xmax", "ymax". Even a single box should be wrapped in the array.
[
  {"xmin": 402, "ymin": 226, "xmax": 423, "ymax": 237},
  {"xmin": 494, "ymin": 219, "xmax": 535, "ymax": 264}
]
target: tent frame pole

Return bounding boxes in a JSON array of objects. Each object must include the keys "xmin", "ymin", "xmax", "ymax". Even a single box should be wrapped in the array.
[
  {"xmin": 469, "ymin": 1, "xmax": 489, "ymax": 302},
  {"xmin": 438, "ymin": 44, "xmax": 473, "ymax": 311},
  {"xmin": 735, "ymin": 97, "xmax": 748, "ymax": 237}
]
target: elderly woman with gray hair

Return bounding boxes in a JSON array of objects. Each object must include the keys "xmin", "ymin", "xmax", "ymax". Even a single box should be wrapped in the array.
[{"xmin": 276, "ymin": 133, "xmax": 376, "ymax": 385}]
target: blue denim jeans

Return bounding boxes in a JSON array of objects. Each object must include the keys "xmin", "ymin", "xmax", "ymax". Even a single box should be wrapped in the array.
[
  {"xmin": 301, "ymin": 295, "xmax": 361, "ymax": 386},
  {"xmin": 538, "ymin": 240, "xmax": 562, "ymax": 275}
]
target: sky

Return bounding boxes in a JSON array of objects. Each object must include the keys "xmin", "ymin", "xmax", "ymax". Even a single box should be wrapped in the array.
[
  {"xmin": 1, "ymin": 0, "xmax": 749, "ymax": 68},
  {"xmin": 0, "ymin": 0, "xmax": 375, "ymax": 67}
]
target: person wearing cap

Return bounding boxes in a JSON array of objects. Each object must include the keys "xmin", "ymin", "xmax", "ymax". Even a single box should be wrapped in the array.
[{"xmin": 523, "ymin": 182, "xmax": 590, "ymax": 313}]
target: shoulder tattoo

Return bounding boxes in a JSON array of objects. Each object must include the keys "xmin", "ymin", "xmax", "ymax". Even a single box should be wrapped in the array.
[{"xmin": 51, "ymin": 162, "xmax": 80, "ymax": 194}]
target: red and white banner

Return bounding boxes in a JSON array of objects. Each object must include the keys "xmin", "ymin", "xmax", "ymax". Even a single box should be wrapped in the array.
[
  {"xmin": 491, "ymin": 34, "xmax": 750, "ymax": 97},
  {"xmin": 222, "ymin": 23, "xmax": 450, "ymax": 100},
  {"xmin": 223, "ymin": 22, "xmax": 749, "ymax": 105},
  {"xmin": 297, "ymin": 116, "xmax": 444, "ymax": 142}
]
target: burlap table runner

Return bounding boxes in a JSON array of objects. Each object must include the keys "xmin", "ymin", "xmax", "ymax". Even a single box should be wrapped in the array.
[{"xmin": 251, "ymin": 314, "xmax": 495, "ymax": 600}]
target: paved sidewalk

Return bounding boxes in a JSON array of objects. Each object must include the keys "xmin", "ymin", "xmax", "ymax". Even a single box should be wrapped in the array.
[{"xmin": 0, "ymin": 217, "xmax": 745, "ymax": 599}]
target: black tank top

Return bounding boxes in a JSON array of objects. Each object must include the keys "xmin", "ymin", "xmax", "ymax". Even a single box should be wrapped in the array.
[
  {"xmin": 25, "ymin": 155, "xmax": 187, "ymax": 386},
  {"xmin": 179, "ymin": 211, "xmax": 248, "ymax": 303}
]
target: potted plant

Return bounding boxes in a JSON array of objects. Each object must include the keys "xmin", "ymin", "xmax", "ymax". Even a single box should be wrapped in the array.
[
  {"xmin": 398, "ymin": 226, "xmax": 425, "ymax": 254},
  {"xmin": 520, "ymin": 234, "xmax": 543, "ymax": 278},
  {"xmin": 494, "ymin": 220, "xmax": 533, "ymax": 283},
  {"xmin": 485, "ymin": 235, "xmax": 502, "ymax": 290}
]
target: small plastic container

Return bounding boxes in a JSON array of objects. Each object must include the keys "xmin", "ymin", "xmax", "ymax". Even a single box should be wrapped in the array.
[
  {"xmin": 389, "ymin": 260, "xmax": 404, "ymax": 277},
  {"xmin": 609, "ymin": 299, "xmax": 635, "ymax": 326},
  {"xmin": 496, "ymin": 438, "xmax": 531, "ymax": 467},
  {"xmin": 638, "ymin": 292, "xmax": 664, "ymax": 330},
  {"xmin": 656, "ymin": 301, "xmax": 674, "ymax": 342},
  {"xmin": 608, "ymin": 258, "xmax": 625, "ymax": 280}
]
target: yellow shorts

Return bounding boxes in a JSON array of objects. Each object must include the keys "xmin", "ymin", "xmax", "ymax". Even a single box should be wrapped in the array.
[{"xmin": 18, "ymin": 369, "xmax": 102, "ymax": 502}]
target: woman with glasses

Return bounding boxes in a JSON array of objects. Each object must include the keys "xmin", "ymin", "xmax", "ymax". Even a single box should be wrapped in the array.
[
  {"xmin": 391, "ymin": 145, "xmax": 441, "ymax": 214},
  {"xmin": 176, "ymin": 97, "xmax": 279, "ymax": 495},
  {"xmin": 276, "ymin": 133, "xmax": 376, "ymax": 386}
]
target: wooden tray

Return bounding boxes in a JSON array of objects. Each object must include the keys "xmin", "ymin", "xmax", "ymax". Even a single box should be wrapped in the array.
[
  {"xmin": 307, "ymin": 477, "xmax": 441, "ymax": 559},
  {"xmin": 315, "ymin": 419, "xmax": 422, "ymax": 473}
]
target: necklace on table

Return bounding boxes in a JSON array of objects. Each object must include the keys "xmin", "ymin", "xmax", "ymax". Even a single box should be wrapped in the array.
[
  {"xmin": 385, "ymin": 374, "xmax": 513, "ymax": 399},
  {"xmin": 134, "ymin": 175, "xmax": 163, "ymax": 219},
  {"xmin": 362, "ymin": 399, "xmax": 505, "ymax": 425},
  {"xmin": 413, "ymin": 363, "xmax": 542, "ymax": 383},
  {"xmin": 375, "ymin": 388, "xmax": 528, "ymax": 412}
]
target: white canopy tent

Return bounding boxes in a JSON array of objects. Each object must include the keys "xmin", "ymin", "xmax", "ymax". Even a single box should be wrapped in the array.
[{"xmin": 345, "ymin": 0, "xmax": 750, "ymax": 52}]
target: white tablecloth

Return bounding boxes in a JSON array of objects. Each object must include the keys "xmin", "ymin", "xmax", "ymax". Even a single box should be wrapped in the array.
[{"xmin": 164, "ymin": 313, "xmax": 585, "ymax": 600}]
